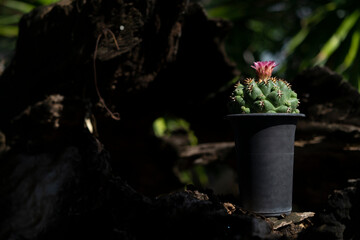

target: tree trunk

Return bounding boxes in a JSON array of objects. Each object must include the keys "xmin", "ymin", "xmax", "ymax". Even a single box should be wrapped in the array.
[{"xmin": 1, "ymin": 0, "xmax": 360, "ymax": 239}]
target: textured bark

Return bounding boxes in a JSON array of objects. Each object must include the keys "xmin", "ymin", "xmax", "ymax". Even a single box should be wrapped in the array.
[
  {"xmin": 0, "ymin": 0, "xmax": 252, "ymax": 239},
  {"xmin": 1, "ymin": 0, "xmax": 360, "ymax": 239},
  {"xmin": 291, "ymin": 67, "xmax": 360, "ymax": 211},
  {"xmin": 0, "ymin": 0, "xmax": 238, "ymax": 196}
]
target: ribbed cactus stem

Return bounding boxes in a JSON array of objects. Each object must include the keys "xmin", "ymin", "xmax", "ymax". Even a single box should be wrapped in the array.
[{"xmin": 228, "ymin": 61, "xmax": 300, "ymax": 114}]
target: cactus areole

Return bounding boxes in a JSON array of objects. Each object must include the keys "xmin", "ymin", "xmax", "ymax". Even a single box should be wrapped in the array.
[{"xmin": 228, "ymin": 61, "xmax": 300, "ymax": 114}]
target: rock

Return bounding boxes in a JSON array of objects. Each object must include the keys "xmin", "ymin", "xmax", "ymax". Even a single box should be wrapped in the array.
[{"xmin": 299, "ymin": 179, "xmax": 360, "ymax": 240}]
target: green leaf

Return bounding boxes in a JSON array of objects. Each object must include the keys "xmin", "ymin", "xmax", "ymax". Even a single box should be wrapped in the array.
[
  {"xmin": 193, "ymin": 165, "xmax": 209, "ymax": 186},
  {"xmin": 206, "ymin": 3, "xmax": 246, "ymax": 20},
  {"xmin": 247, "ymin": 20, "xmax": 264, "ymax": 33},
  {"xmin": 3, "ymin": 0, "xmax": 35, "ymax": 13},
  {"xmin": 153, "ymin": 117, "xmax": 167, "ymax": 137},
  {"xmin": 284, "ymin": 2, "xmax": 337, "ymax": 57},
  {"xmin": 178, "ymin": 170, "xmax": 193, "ymax": 185},
  {"xmin": 35, "ymin": 0, "xmax": 59, "ymax": 5},
  {"xmin": 313, "ymin": 9, "xmax": 360, "ymax": 66},
  {"xmin": 152, "ymin": 117, "xmax": 198, "ymax": 146},
  {"xmin": 284, "ymin": 28, "xmax": 310, "ymax": 56},
  {"xmin": 303, "ymin": 2, "xmax": 337, "ymax": 27},
  {"xmin": 0, "ymin": 15, "xmax": 22, "ymax": 25},
  {"xmin": 0, "ymin": 25, "xmax": 18, "ymax": 37},
  {"xmin": 337, "ymin": 29, "xmax": 360, "ymax": 73}
]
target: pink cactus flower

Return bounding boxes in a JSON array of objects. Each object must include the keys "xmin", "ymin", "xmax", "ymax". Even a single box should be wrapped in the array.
[{"xmin": 251, "ymin": 61, "xmax": 278, "ymax": 80}]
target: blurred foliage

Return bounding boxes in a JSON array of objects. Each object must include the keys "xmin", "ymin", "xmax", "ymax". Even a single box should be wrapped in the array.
[
  {"xmin": 153, "ymin": 117, "xmax": 198, "ymax": 146},
  {"xmin": 0, "ymin": 0, "xmax": 59, "ymax": 37},
  {"xmin": 2, "ymin": 0, "xmax": 360, "ymax": 90},
  {"xmin": 203, "ymin": 0, "xmax": 303, "ymax": 78},
  {"xmin": 0, "ymin": 0, "xmax": 59, "ymax": 64},
  {"xmin": 178, "ymin": 165, "xmax": 209, "ymax": 187},
  {"xmin": 153, "ymin": 117, "xmax": 206, "ymax": 187},
  {"xmin": 203, "ymin": 0, "xmax": 360, "ymax": 91},
  {"xmin": 285, "ymin": 1, "xmax": 360, "ymax": 91}
]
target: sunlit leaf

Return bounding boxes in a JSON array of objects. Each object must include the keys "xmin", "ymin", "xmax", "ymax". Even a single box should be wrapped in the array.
[
  {"xmin": 284, "ymin": 28, "xmax": 310, "ymax": 56},
  {"xmin": 337, "ymin": 29, "xmax": 360, "ymax": 73},
  {"xmin": 0, "ymin": 25, "xmax": 18, "ymax": 37},
  {"xmin": 285, "ymin": 3, "xmax": 337, "ymax": 57},
  {"xmin": 35, "ymin": 0, "xmax": 59, "ymax": 5},
  {"xmin": 303, "ymin": 2, "xmax": 337, "ymax": 27},
  {"xmin": 152, "ymin": 117, "xmax": 198, "ymax": 146},
  {"xmin": 0, "ymin": 15, "xmax": 22, "ymax": 25},
  {"xmin": 313, "ymin": 9, "xmax": 360, "ymax": 66},
  {"xmin": 153, "ymin": 117, "xmax": 167, "ymax": 137},
  {"xmin": 206, "ymin": 3, "xmax": 246, "ymax": 20},
  {"xmin": 3, "ymin": 0, "xmax": 35, "ymax": 13}
]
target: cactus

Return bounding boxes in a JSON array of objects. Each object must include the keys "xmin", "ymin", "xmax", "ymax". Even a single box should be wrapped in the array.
[{"xmin": 228, "ymin": 61, "xmax": 300, "ymax": 114}]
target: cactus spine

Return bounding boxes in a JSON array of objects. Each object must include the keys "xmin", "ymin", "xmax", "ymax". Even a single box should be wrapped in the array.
[{"xmin": 228, "ymin": 61, "xmax": 300, "ymax": 114}]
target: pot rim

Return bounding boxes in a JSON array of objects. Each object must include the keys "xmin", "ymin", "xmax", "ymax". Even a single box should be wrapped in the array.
[
  {"xmin": 225, "ymin": 113, "xmax": 305, "ymax": 118},
  {"xmin": 224, "ymin": 113, "xmax": 306, "ymax": 119}
]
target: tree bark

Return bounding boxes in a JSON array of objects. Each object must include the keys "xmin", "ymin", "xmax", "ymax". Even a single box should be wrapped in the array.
[{"xmin": 1, "ymin": 0, "xmax": 360, "ymax": 239}]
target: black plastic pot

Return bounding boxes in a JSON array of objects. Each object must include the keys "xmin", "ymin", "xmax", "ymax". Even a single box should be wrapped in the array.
[{"xmin": 226, "ymin": 113, "xmax": 305, "ymax": 217}]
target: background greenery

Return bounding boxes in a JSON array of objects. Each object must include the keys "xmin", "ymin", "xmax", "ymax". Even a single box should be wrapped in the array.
[
  {"xmin": 1, "ymin": 0, "xmax": 360, "ymax": 89},
  {"xmin": 1, "ymin": 0, "xmax": 360, "ymax": 188},
  {"xmin": 0, "ymin": 0, "xmax": 58, "ymax": 69},
  {"xmin": 202, "ymin": 0, "xmax": 360, "ymax": 91}
]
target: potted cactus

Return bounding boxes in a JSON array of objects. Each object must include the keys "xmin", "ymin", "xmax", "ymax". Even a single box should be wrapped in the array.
[{"xmin": 226, "ymin": 61, "xmax": 305, "ymax": 217}]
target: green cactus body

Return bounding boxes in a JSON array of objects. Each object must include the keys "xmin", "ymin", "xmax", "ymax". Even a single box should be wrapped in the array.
[{"xmin": 229, "ymin": 61, "xmax": 300, "ymax": 114}]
